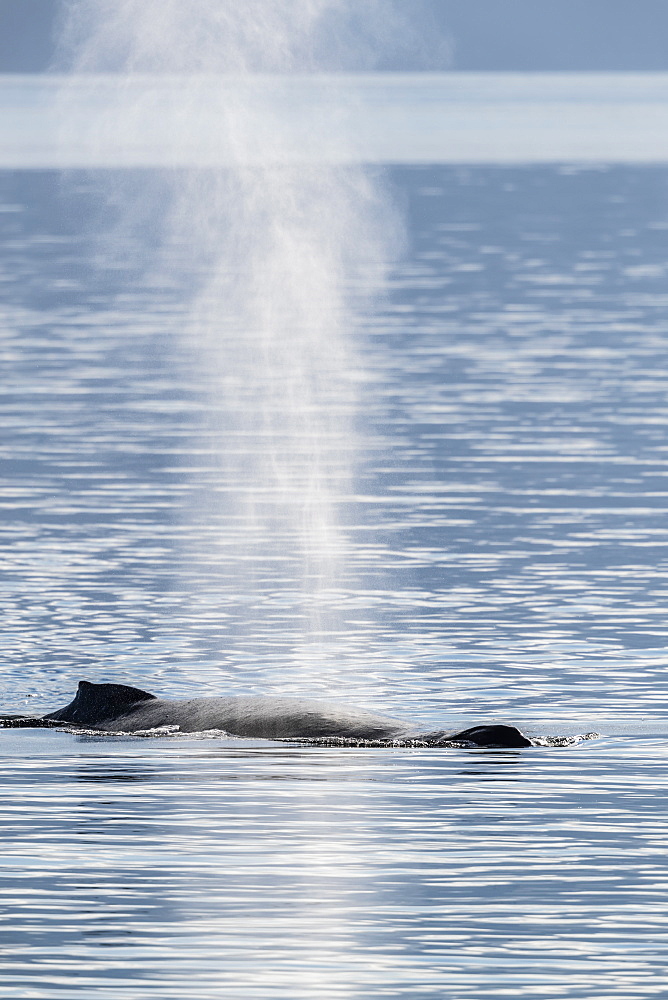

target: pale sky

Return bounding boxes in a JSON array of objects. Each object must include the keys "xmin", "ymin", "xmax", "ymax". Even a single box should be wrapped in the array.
[{"xmin": 1, "ymin": 0, "xmax": 668, "ymax": 72}]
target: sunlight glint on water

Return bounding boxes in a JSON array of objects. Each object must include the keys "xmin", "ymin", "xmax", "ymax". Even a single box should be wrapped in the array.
[{"xmin": 3, "ymin": 153, "xmax": 668, "ymax": 1000}]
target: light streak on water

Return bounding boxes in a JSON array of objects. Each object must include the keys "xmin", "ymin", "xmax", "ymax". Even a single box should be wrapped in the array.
[{"xmin": 3, "ymin": 72, "xmax": 668, "ymax": 167}]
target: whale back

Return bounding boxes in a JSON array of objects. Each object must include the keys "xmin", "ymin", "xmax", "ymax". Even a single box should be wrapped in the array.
[
  {"xmin": 41, "ymin": 682, "xmax": 532, "ymax": 747},
  {"xmin": 44, "ymin": 680, "xmax": 156, "ymax": 724}
]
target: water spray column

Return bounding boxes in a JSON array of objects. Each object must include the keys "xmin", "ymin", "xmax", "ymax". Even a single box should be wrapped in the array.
[{"xmin": 54, "ymin": 1, "xmax": 394, "ymax": 672}]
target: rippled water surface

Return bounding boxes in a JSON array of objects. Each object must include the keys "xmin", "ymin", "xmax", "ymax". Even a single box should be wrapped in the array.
[{"xmin": 2, "ymin": 165, "xmax": 668, "ymax": 997}]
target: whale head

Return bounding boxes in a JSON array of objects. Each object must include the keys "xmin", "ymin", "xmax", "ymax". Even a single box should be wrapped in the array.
[
  {"xmin": 44, "ymin": 680, "xmax": 156, "ymax": 725},
  {"xmin": 446, "ymin": 724, "xmax": 532, "ymax": 748}
]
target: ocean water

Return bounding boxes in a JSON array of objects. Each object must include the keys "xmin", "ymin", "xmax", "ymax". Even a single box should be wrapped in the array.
[{"xmin": 2, "ymin": 155, "xmax": 668, "ymax": 992}]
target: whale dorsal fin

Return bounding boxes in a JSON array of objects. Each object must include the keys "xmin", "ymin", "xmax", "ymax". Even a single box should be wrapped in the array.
[{"xmin": 44, "ymin": 680, "xmax": 156, "ymax": 724}]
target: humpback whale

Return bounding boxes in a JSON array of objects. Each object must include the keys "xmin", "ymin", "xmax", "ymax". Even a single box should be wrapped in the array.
[{"xmin": 43, "ymin": 681, "xmax": 533, "ymax": 747}]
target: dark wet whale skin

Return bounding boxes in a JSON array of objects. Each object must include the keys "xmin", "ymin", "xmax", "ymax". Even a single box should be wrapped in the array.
[{"xmin": 44, "ymin": 681, "xmax": 533, "ymax": 747}]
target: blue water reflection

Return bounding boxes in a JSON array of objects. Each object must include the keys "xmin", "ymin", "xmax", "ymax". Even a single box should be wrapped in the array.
[
  {"xmin": 1, "ymin": 729, "xmax": 667, "ymax": 998},
  {"xmin": 2, "ymin": 165, "xmax": 668, "ymax": 997}
]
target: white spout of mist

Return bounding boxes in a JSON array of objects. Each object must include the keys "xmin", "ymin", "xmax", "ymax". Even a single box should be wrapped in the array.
[
  {"xmin": 55, "ymin": 0, "xmax": 403, "ymax": 659},
  {"xmin": 55, "ymin": 0, "xmax": 423, "ymax": 74}
]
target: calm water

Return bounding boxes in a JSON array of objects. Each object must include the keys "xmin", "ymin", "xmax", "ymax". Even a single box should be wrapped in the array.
[{"xmin": 2, "ymin": 164, "xmax": 668, "ymax": 997}]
